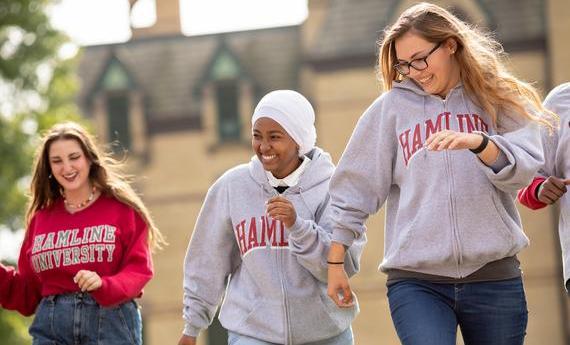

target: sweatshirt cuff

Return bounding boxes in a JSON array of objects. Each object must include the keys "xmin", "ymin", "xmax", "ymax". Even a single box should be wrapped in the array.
[
  {"xmin": 331, "ymin": 228, "xmax": 356, "ymax": 247},
  {"xmin": 517, "ymin": 177, "xmax": 547, "ymax": 210},
  {"xmin": 183, "ymin": 323, "xmax": 201, "ymax": 337},
  {"xmin": 288, "ymin": 217, "xmax": 309, "ymax": 234},
  {"xmin": 476, "ymin": 136, "xmax": 513, "ymax": 176},
  {"xmin": 487, "ymin": 150, "xmax": 509, "ymax": 173},
  {"xmin": 90, "ymin": 279, "xmax": 112, "ymax": 306}
]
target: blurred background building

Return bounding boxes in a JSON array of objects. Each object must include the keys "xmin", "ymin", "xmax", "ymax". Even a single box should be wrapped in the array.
[{"xmin": 74, "ymin": 0, "xmax": 570, "ymax": 344}]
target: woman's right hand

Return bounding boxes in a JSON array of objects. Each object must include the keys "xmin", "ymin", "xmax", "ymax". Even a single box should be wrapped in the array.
[
  {"xmin": 178, "ymin": 335, "xmax": 196, "ymax": 345},
  {"xmin": 327, "ymin": 264, "xmax": 354, "ymax": 308},
  {"xmin": 327, "ymin": 241, "xmax": 354, "ymax": 308}
]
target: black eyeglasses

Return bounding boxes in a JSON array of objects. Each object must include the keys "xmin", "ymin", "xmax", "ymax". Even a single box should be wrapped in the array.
[{"xmin": 393, "ymin": 42, "xmax": 442, "ymax": 76}]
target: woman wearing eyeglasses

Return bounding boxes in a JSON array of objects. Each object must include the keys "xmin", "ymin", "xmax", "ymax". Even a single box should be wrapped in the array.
[{"xmin": 325, "ymin": 3, "xmax": 556, "ymax": 345}]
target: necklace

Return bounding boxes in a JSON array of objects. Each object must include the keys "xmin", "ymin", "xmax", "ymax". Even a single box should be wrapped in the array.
[{"xmin": 62, "ymin": 186, "xmax": 96, "ymax": 209}]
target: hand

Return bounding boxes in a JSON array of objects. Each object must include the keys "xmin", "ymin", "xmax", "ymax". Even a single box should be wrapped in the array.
[
  {"xmin": 538, "ymin": 176, "xmax": 570, "ymax": 204},
  {"xmin": 327, "ymin": 264, "xmax": 354, "ymax": 308},
  {"xmin": 327, "ymin": 242, "xmax": 354, "ymax": 308},
  {"xmin": 73, "ymin": 270, "xmax": 102, "ymax": 292},
  {"xmin": 266, "ymin": 196, "xmax": 297, "ymax": 228},
  {"xmin": 425, "ymin": 130, "xmax": 482, "ymax": 151},
  {"xmin": 178, "ymin": 335, "xmax": 197, "ymax": 345}
]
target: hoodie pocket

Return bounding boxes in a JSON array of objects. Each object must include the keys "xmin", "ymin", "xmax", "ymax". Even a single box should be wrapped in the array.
[
  {"xmin": 286, "ymin": 286, "xmax": 355, "ymax": 344},
  {"xmin": 454, "ymin": 192, "xmax": 518, "ymax": 264},
  {"xmin": 392, "ymin": 199, "xmax": 456, "ymax": 271}
]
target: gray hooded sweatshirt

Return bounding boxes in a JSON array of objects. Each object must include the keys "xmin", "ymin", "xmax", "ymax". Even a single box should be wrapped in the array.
[
  {"xmin": 330, "ymin": 79, "xmax": 543, "ymax": 278},
  {"xmin": 541, "ymin": 83, "xmax": 570, "ymax": 289},
  {"xmin": 182, "ymin": 148, "xmax": 365, "ymax": 344}
]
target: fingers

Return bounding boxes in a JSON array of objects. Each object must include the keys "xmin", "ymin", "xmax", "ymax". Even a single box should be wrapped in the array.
[
  {"xmin": 267, "ymin": 195, "xmax": 289, "ymax": 204},
  {"xmin": 266, "ymin": 198, "xmax": 294, "ymax": 217},
  {"xmin": 74, "ymin": 270, "xmax": 102, "ymax": 292},
  {"xmin": 539, "ymin": 189, "xmax": 559, "ymax": 204},
  {"xmin": 266, "ymin": 204, "xmax": 292, "ymax": 217},
  {"xmin": 539, "ymin": 177, "xmax": 569, "ymax": 204},
  {"xmin": 328, "ymin": 286, "xmax": 342, "ymax": 306},
  {"xmin": 341, "ymin": 286, "xmax": 355, "ymax": 308},
  {"xmin": 434, "ymin": 132, "xmax": 458, "ymax": 150},
  {"xmin": 267, "ymin": 196, "xmax": 292, "ymax": 204},
  {"xmin": 564, "ymin": 178, "xmax": 570, "ymax": 186},
  {"xmin": 425, "ymin": 130, "xmax": 448, "ymax": 150},
  {"xmin": 546, "ymin": 177, "xmax": 568, "ymax": 193},
  {"xmin": 546, "ymin": 183, "xmax": 566, "ymax": 198},
  {"xmin": 327, "ymin": 285, "xmax": 354, "ymax": 308},
  {"xmin": 327, "ymin": 266, "xmax": 355, "ymax": 308},
  {"xmin": 425, "ymin": 130, "xmax": 464, "ymax": 151}
]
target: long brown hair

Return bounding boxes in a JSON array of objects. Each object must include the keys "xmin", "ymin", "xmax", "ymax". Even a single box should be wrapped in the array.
[
  {"xmin": 378, "ymin": 2, "xmax": 556, "ymax": 130},
  {"xmin": 26, "ymin": 122, "xmax": 166, "ymax": 251}
]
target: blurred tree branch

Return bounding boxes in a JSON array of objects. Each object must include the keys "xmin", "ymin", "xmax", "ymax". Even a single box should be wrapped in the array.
[{"xmin": 1, "ymin": 0, "xmax": 82, "ymax": 342}]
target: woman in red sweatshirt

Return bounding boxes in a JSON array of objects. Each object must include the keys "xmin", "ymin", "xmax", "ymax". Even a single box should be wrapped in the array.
[{"xmin": 0, "ymin": 121, "xmax": 166, "ymax": 345}]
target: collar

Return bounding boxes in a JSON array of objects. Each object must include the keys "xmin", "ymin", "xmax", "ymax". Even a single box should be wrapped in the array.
[{"xmin": 265, "ymin": 156, "xmax": 311, "ymax": 187}]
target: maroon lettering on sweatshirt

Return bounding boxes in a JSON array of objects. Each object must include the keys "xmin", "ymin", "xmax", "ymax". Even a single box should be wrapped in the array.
[
  {"xmin": 398, "ymin": 113, "xmax": 489, "ymax": 166},
  {"xmin": 234, "ymin": 215, "xmax": 289, "ymax": 256}
]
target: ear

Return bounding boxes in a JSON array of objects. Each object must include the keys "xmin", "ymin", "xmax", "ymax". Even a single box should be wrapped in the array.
[{"xmin": 446, "ymin": 38, "xmax": 458, "ymax": 54}]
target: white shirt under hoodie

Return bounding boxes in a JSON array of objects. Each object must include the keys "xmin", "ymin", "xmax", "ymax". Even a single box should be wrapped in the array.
[
  {"xmin": 182, "ymin": 148, "xmax": 366, "ymax": 344},
  {"xmin": 330, "ymin": 78, "xmax": 544, "ymax": 278}
]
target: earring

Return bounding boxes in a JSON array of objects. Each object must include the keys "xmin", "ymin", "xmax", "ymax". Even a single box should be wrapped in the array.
[{"xmin": 48, "ymin": 173, "xmax": 53, "ymax": 179}]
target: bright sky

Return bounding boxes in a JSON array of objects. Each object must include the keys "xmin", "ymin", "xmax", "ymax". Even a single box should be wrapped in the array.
[
  {"xmin": 49, "ymin": 0, "xmax": 308, "ymax": 46},
  {"xmin": 0, "ymin": 228, "xmax": 24, "ymax": 262}
]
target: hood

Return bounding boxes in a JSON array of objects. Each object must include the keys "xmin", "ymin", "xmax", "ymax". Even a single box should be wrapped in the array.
[
  {"xmin": 248, "ymin": 147, "xmax": 334, "ymax": 191},
  {"xmin": 392, "ymin": 77, "xmax": 464, "ymax": 98}
]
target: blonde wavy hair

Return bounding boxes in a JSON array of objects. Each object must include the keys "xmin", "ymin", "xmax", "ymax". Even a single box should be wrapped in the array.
[
  {"xmin": 379, "ymin": 2, "xmax": 556, "ymax": 129},
  {"xmin": 26, "ymin": 121, "xmax": 166, "ymax": 251}
]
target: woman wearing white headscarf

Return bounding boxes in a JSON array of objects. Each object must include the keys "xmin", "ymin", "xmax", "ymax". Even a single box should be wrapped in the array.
[{"xmin": 178, "ymin": 90, "xmax": 365, "ymax": 345}]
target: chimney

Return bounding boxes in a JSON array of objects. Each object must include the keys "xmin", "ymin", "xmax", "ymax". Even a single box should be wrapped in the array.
[
  {"xmin": 130, "ymin": 0, "xmax": 182, "ymax": 39},
  {"xmin": 302, "ymin": 0, "xmax": 329, "ymax": 50}
]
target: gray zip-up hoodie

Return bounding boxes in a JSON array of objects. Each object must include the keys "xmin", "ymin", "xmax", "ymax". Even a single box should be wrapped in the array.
[
  {"xmin": 541, "ymin": 83, "xmax": 570, "ymax": 289},
  {"xmin": 330, "ymin": 79, "xmax": 543, "ymax": 278},
  {"xmin": 182, "ymin": 148, "xmax": 365, "ymax": 344}
]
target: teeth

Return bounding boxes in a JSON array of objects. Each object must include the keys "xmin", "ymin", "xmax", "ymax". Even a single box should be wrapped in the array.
[
  {"xmin": 419, "ymin": 75, "xmax": 432, "ymax": 83},
  {"xmin": 63, "ymin": 172, "xmax": 77, "ymax": 180},
  {"xmin": 262, "ymin": 155, "xmax": 276, "ymax": 161}
]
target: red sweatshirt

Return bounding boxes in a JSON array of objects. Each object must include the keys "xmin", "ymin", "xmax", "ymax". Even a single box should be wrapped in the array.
[
  {"xmin": 0, "ymin": 194, "xmax": 153, "ymax": 316},
  {"xmin": 517, "ymin": 176, "xmax": 547, "ymax": 210}
]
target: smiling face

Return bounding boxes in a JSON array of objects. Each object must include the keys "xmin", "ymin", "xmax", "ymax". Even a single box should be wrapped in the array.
[
  {"xmin": 394, "ymin": 31, "xmax": 460, "ymax": 98},
  {"xmin": 252, "ymin": 117, "xmax": 302, "ymax": 179},
  {"xmin": 48, "ymin": 138, "xmax": 92, "ymax": 196}
]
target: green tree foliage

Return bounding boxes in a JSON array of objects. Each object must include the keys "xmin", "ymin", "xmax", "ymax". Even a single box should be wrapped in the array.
[
  {"xmin": 0, "ymin": 0, "xmax": 81, "ymax": 230},
  {"xmin": 1, "ymin": 0, "xmax": 81, "ymax": 342}
]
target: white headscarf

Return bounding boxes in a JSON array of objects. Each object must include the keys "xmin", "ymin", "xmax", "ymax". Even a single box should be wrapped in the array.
[{"xmin": 251, "ymin": 90, "xmax": 317, "ymax": 157}]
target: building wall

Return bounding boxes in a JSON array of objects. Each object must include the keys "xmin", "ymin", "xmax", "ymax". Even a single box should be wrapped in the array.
[{"xmin": 547, "ymin": 0, "xmax": 570, "ymax": 85}]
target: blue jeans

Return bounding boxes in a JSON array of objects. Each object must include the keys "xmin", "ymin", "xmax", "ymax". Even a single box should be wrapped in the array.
[
  {"xmin": 29, "ymin": 292, "xmax": 142, "ymax": 345},
  {"xmin": 387, "ymin": 277, "xmax": 528, "ymax": 345},
  {"xmin": 228, "ymin": 327, "xmax": 353, "ymax": 345}
]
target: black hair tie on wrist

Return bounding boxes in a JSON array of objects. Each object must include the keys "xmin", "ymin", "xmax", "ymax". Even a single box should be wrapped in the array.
[
  {"xmin": 469, "ymin": 131, "xmax": 489, "ymax": 154},
  {"xmin": 327, "ymin": 261, "xmax": 345, "ymax": 265}
]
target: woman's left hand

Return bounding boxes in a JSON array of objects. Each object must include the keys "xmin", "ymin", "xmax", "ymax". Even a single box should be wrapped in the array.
[
  {"xmin": 74, "ymin": 270, "xmax": 102, "ymax": 292},
  {"xmin": 266, "ymin": 195, "xmax": 297, "ymax": 228},
  {"xmin": 425, "ymin": 130, "xmax": 483, "ymax": 151}
]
